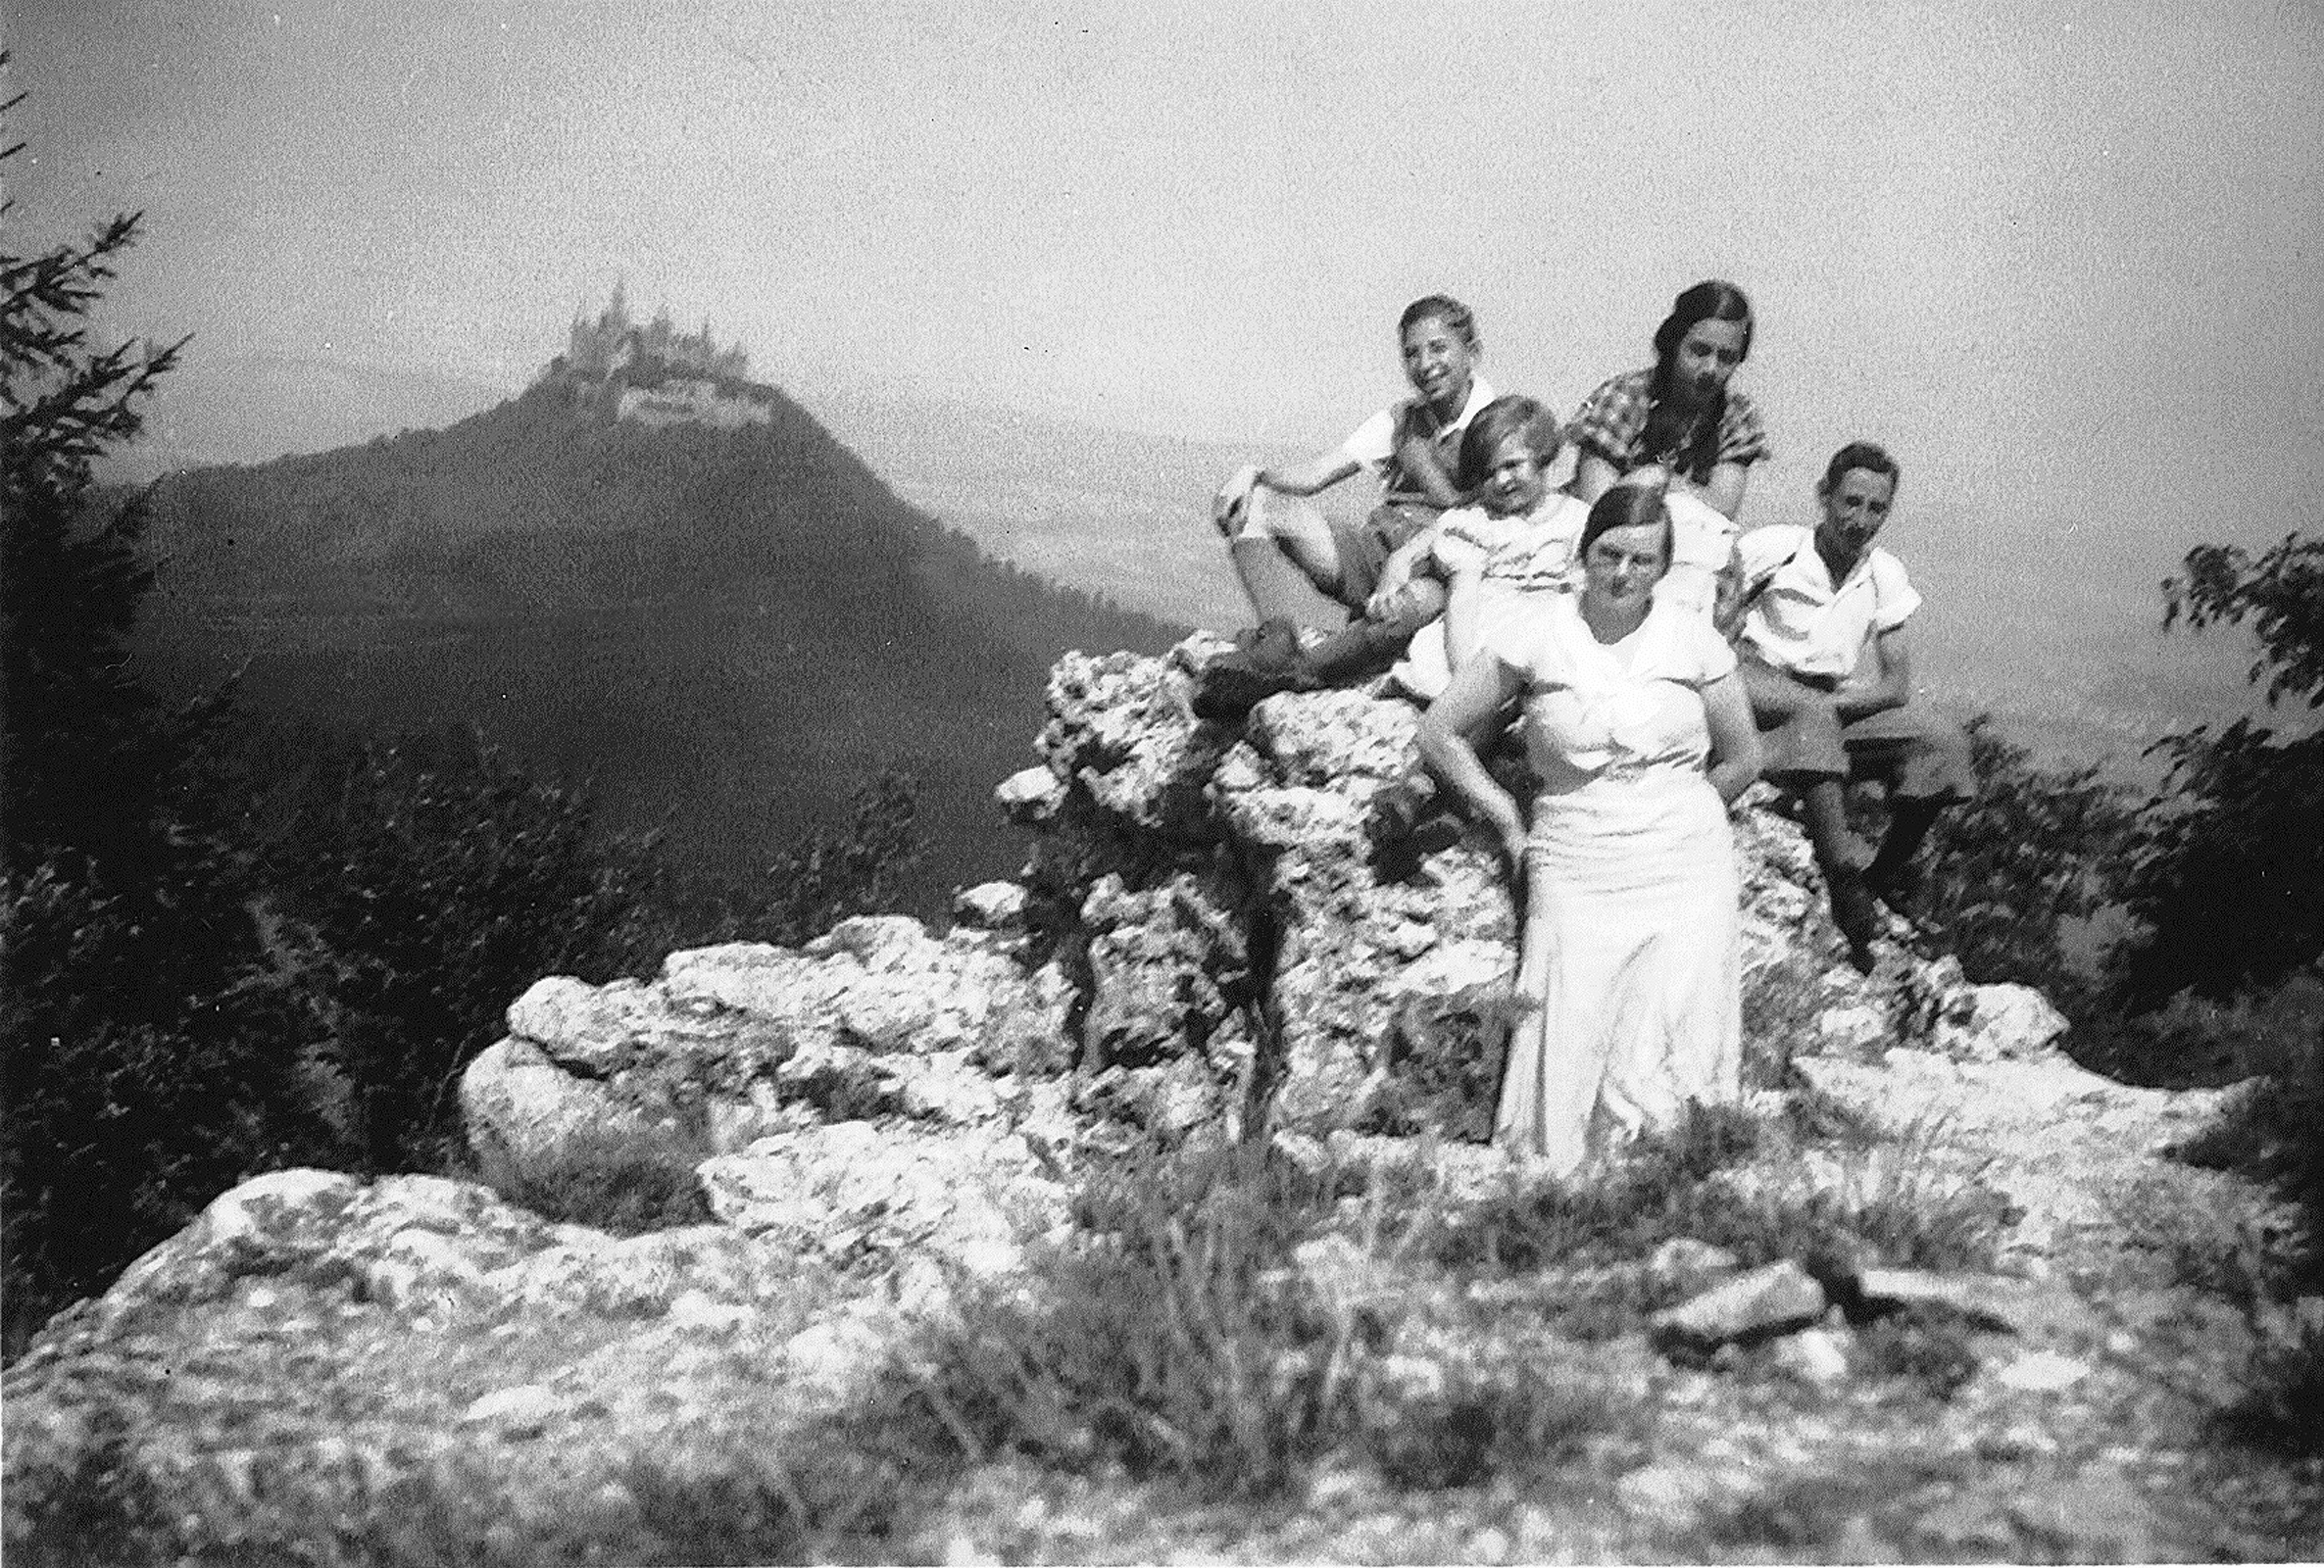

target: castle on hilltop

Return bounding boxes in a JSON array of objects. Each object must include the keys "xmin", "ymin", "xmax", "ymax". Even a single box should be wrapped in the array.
[
  {"xmin": 548, "ymin": 284, "xmax": 774, "ymax": 431},
  {"xmin": 563, "ymin": 281, "xmax": 751, "ymax": 381}
]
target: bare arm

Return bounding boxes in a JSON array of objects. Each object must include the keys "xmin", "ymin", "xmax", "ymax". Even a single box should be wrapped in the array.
[
  {"xmin": 1569, "ymin": 452, "xmax": 1621, "ymax": 505},
  {"xmin": 1836, "ymin": 625, "xmax": 1912, "ymax": 723},
  {"xmin": 1701, "ymin": 671, "xmax": 1763, "ymax": 806},
  {"xmin": 1675, "ymin": 461, "xmax": 1749, "ymax": 520},
  {"xmin": 1417, "ymin": 654, "xmax": 1529, "ymax": 875},
  {"xmin": 1214, "ymin": 449, "xmax": 1363, "ymax": 531},
  {"xmin": 1364, "ymin": 527, "xmax": 1440, "ymax": 619}
]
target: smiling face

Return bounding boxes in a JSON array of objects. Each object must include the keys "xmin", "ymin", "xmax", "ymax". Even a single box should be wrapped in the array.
[
  {"xmin": 1582, "ymin": 519, "xmax": 1671, "ymax": 616},
  {"xmin": 1669, "ymin": 318, "xmax": 1749, "ymax": 408},
  {"xmin": 1401, "ymin": 314, "xmax": 1476, "ymax": 417},
  {"xmin": 1478, "ymin": 429, "xmax": 1549, "ymax": 517},
  {"xmin": 1815, "ymin": 466, "xmax": 1898, "ymax": 564}
]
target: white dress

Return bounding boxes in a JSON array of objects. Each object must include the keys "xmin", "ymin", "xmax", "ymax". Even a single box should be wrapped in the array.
[{"xmin": 1491, "ymin": 595, "xmax": 1743, "ymax": 1173}]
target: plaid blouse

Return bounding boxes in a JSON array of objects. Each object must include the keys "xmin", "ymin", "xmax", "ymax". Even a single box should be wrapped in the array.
[{"xmin": 1566, "ymin": 368, "xmax": 1769, "ymax": 485}]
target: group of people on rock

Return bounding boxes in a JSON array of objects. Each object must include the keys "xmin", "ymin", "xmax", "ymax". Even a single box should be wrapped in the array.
[{"xmin": 1204, "ymin": 283, "xmax": 1974, "ymax": 1175}]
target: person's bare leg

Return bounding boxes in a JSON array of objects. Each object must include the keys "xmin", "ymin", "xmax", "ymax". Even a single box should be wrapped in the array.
[
  {"xmin": 1296, "ymin": 578, "xmax": 1447, "ymax": 680},
  {"xmin": 1741, "ymin": 660, "xmax": 1878, "ymax": 969},
  {"xmin": 1227, "ymin": 491, "xmax": 1346, "ymax": 622}
]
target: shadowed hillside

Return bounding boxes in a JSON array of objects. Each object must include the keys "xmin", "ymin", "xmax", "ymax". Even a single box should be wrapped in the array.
[{"xmin": 135, "ymin": 371, "xmax": 1185, "ymax": 913}]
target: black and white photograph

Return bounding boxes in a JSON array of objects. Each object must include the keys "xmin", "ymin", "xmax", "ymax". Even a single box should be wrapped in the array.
[{"xmin": 5, "ymin": 2, "xmax": 2321, "ymax": 1560}]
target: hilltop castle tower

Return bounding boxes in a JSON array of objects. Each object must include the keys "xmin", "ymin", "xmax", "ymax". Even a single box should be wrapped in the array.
[
  {"xmin": 563, "ymin": 281, "xmax": 752, "ymax": 382},
  {"xmin": 550, "ymin": 285, "xmax": 772, "ymax": 430}
]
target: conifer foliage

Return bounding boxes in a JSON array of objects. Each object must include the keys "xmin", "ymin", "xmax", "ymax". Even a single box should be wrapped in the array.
[{"xmin": 1, "ymin": 101, "xmax": 322, "ymax": 1344}]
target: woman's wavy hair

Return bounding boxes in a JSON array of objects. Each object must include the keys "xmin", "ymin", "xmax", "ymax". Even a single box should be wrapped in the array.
[
  {"xmin": 1456, "ymin": 394, "xmax": 1562, "ymax": 492},
  {"xmin": 1640, "ymin": 279, "xmax": 1754, "ymax": 484},
  {"xmin": 1819, "ymin": 440, "xmax": 1902, "ymax": 496},
  {"xmin": 1579, "ymin": 482, "xmax": 1674, "ymax": 566},
  {"xmin": 1399, "ymin": 294, "xmax": 1481, "ymax": 355}
]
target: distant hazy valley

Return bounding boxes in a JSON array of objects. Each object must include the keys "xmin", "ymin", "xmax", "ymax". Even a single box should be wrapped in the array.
[{"xmin": 115, "ymin": 340, "xmax": 2275, "ymax": 905}]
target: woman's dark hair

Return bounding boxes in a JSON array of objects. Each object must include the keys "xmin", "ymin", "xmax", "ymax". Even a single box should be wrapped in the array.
[
  {"xmin": 1580, "ymin": 482, "xmax": 1673, "ymax": 563},
  {"xmin": 1640, "ymin": 279, "xmax": 1754, "ymax": 484},
  {"xmin": 1400, "ymin": 294, "xmax": 1480, "ymax": 355},
  {"xmin": 1819, "ymin": 440, "xmax": 1902, "ymax": 496},
  {"xmin": 1456, "ymin": 394, "xmax": 1561, "ymax": 491}
]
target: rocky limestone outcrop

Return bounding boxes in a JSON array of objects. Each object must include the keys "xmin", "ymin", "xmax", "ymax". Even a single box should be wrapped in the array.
[
  {"xmin": 9, "ymin": 638, "xmax": 2285, "ymax": 1564},
  {"xmin": 998, "ymin": 638, "xmax": 2071, "ymax": 1141}
]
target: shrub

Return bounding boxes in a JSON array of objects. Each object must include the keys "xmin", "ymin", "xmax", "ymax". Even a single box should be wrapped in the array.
[
  {"xmin": 886, "ymin": 1137, "xmax": 1629, "ymax": 1501},
  {"xmin": 466, "ymin": 1116, "xmax": 716, "ymax": 1236},
  {"xmin": 903, "ymin": 1139, "xmax": 1345, "ymax": 1497},
  {"xmin": 1426, "ymin": 1104, "xmax": 1766, "ymax": 1272},
  {"xmin": 1869, "ymin": 715, "xmax": 2138, "ymax": 1011},
  {"xmin": 2222, "ymin": 1307, "xmax": 2324, "ymax": 1456},
  {"xmin": 1429, "ymin": 1108, "xmax": 2008, "ymax": 1284}
]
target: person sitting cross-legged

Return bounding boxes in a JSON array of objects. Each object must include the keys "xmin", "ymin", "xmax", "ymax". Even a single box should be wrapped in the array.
[
  {"xmin": 1734, "ymin": 441, "xmax": 1974, "ymax": 970},
  {"xmin": 1198, "ymin": 295, "xmax": 1497, "ymax": 717}
]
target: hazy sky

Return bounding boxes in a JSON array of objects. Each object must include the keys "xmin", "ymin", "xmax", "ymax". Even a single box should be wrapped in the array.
[{"xmin": 12, "ymin": 0, "xmax": 2324, "ymax": 609}]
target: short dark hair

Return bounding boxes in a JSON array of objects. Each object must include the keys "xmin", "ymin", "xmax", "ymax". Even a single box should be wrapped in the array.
[
  {"xmin": 1580, "ymin": 482, "xmax": 1673, "ymax": 561},
  {"xmin": 1399, "ymin": 294, "xmax": 1480, "ymax": 355},
  {"xmin": 1456, "ymin": 394, "xmax": 1561, "ymax": 491},
  {"xmin": 1819, "ymin": 441, "xmax": 1902, "ymax": 495}
]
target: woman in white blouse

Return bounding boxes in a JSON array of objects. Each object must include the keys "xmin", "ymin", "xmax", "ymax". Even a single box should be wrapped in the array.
[{"xmin": 1417, "ymin": 484, "xmax": 1762, "ymax": 1173}]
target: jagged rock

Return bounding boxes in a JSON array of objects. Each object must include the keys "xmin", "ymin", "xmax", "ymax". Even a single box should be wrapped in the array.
[
  {"xmin": 1077, "ymin": 869, "xmax": 1250, "ymax": 1071},
  {"xmin": 954, "ymin": 879, "xmax": 1029, "ymax": 929},
  {"xmin": 1996, "ymin": 1349, "xmax": 2093, "ymax": 1391},
  {"xmin": 461, "ymin": 1385, "xmax": 568, "ymax": 1436},
  {"xmin": 1007, "ymin": 641, "xmax": 2056, "ymax": 1140},
  {"xmin": 10, "ymin": 642, "xmax": 2273, "ymax": 1567},
  {"xmin": 1650, "ymin": 1260, "xmax": 1828, "ymax": 1352},
  {"xmin": 1938, "ymin": 982, "xmax": 2072, "ymax": 1061},
  {"xmin": 1769, "ymin": 1325, "xmax": 1853, "ymax": 1384},
  {"xmin": 1647, "ymin": 1238, "xmax": 1743, "ymax": 1295},
  {"xmin": 1852, "ymin": 1267, "xmax": 2103, "ymax": 1340},
  {"xmin": 695, "ymin": 1119, "xmax": 1066, "ymax": 1278},
  {"xmin": 1791, "ymin": 1047, "xmax": 2262, "ymax": 1272},
  {"xmin": 465, "ymin": 917, "xmax": 1069, "ymax": 1186}
]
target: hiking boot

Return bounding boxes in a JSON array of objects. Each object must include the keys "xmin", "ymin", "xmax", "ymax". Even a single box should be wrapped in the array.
[
  {"xmin": 1826, "ymin": 866, "xmax": 1881, "ymax": 974},
  {"xmin": 1862, "ymin": 855, "xmax": 1924, "ymax": 915},
  {"xmin": 1191, "ymin": 649, "xmax": 1318, "ymax": 721}
]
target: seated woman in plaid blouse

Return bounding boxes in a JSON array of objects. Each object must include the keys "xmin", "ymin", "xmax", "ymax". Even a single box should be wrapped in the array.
[
  {"xmin": 1567, "ymin": 279, "xmax": 1768, "ymax": 518},
  {"xmin": 1567, "ymin": 279, "xmax": 1769, "ymax": 623}
]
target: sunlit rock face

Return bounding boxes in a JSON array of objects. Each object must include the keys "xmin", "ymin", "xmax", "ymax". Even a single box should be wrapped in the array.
[{"xmin": 10, "ymin": 638, "xmax": 2159, "ymax": 1565}]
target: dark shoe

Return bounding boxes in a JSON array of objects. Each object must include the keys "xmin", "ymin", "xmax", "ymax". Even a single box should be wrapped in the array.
[
  {"xmin": 1231, "ymin": 616, "xmax": 1305, "ymax": 667},
  {"xmin": 1862, "ymin": 856, "xmax": 1924, "ymax": 915},
  {"xmin": 1192, "ymin": 649, "xmax": 1317, "ymax": 721},
  {"xmin": 1827, "ymin": 867, "xmax": 1881, "ymax": 974}
]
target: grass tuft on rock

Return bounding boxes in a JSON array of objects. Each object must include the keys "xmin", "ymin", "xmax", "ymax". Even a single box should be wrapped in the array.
[{"xmin": 469, "ymin": 1116, "xmax": 716, "ymax": 1236}]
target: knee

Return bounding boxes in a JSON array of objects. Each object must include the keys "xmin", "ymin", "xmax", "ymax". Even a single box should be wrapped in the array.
[
  {"xmin": 1378, "ymin": 578, "xmax": 1446, "ymax": 632},
  {"xmin": 1927, "ymin": 720, "xmax": 1977, "ymax": 800}
]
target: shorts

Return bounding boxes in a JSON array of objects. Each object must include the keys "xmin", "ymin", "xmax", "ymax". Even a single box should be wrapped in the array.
[
  {"xmin": 1741, "ymin": 657, "xmax": 1976, "ymax": 802},
  {"xmin": 1328, "ymin": 501, "xmax": 1442, "ymax": 608}
]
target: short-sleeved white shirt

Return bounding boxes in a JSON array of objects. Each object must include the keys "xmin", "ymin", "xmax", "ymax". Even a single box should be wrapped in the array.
[
  {"xmin": 1429, "ymin": 493, "xmax": 1589, "ymax": 591},
  {"xmin": 1736, "ymin": 523, "xmax": 1921, "ymax": 679},
  {"xmin": 1340, "ymin": 378, "xmax": 1500, "ymax": 471}
]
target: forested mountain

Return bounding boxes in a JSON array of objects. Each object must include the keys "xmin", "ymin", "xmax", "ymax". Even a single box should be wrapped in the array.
[{"xmin": 135, "ymin": 371, "xmax": 1185, "ymax": 912}]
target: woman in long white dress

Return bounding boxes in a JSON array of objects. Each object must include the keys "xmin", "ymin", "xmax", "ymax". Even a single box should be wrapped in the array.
[{"xmin": 1417, "ymin": 484, "xmax": 1763, "ymax": 1174}]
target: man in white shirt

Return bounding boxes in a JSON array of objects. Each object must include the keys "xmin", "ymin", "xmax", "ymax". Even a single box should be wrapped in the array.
[{"xmin": 1733, "ymin": 442, "xmax": 1974, "ymax": 967}]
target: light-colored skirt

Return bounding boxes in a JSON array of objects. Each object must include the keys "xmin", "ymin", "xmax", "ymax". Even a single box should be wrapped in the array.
[{"xmin": 1495, "ymin": 768, "xmax": 1742, "ymax": 1174}]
